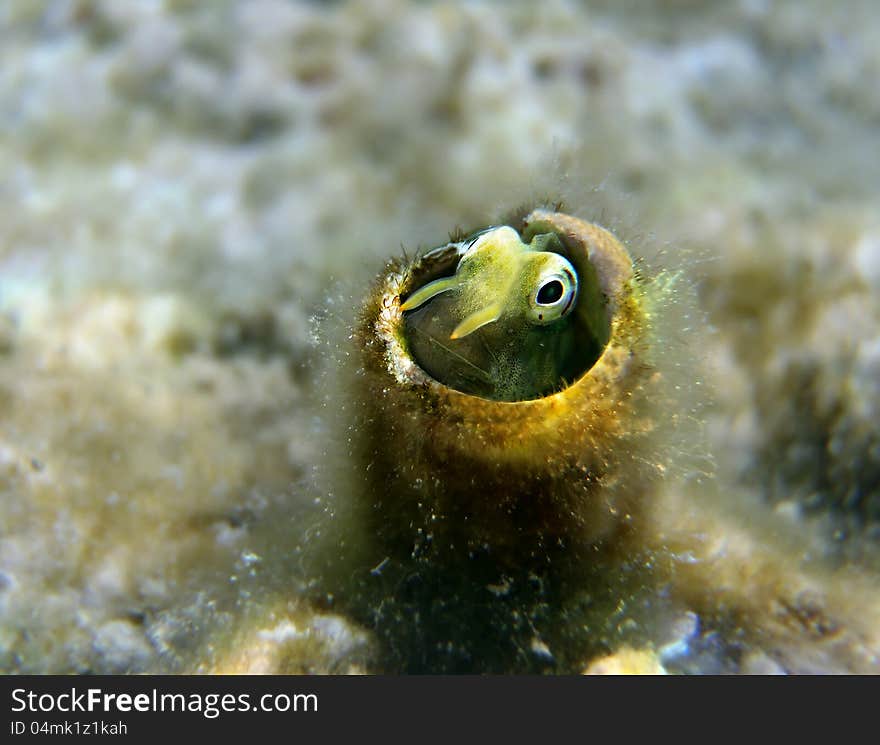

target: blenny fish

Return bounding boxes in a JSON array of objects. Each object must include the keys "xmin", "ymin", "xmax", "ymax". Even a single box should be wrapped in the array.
[{"xmin": 400, "ymin": 223, "xmax": 606, "ymax": 401}]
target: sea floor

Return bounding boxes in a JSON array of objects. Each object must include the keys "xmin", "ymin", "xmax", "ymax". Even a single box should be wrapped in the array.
[{"xmin": 1, "ymin": 0, "xmax": 879, "ymax": 673}]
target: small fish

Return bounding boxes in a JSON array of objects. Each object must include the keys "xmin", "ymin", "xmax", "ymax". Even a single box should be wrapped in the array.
[
  {"xmin": 400, "ymin": 226, "xmax": 578, "ymax": 339},
  {"xmin": 401, "ymin": 226, "xmax": 588, "ymax": 401}
]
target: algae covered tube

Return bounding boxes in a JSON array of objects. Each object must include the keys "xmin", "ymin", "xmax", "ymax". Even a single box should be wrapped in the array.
[{"xmin": 332, "ymin": 207, "xmax": 674, "ymax": 673}]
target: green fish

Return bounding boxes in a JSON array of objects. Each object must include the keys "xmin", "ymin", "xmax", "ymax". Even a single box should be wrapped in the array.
[{"xmin": 401, "ymin": 226, "xmax": 591, "ymax": 401}]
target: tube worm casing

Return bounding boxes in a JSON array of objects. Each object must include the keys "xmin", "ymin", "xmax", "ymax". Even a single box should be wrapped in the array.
[
  {"xmin": 333, "ymin": 208, "xmax": 673, "ymax": 672},
  {"xmin": 353, "ymin": 210, "xmax": 659, "ymax": 569}
]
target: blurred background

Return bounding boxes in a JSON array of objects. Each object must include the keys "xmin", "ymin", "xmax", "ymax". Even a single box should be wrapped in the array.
[{"xmin": 1, "ymin": 0, "xmax": 879, "ymax": 673}]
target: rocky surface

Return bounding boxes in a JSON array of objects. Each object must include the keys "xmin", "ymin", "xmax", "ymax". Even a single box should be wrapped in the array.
[{"xmin": 1, "ymin": 0, "xmax": 878, "ymax": 673}]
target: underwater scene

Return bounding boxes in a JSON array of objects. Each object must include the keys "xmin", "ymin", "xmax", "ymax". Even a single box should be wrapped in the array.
[{"xmin": 1, "ymin": 0, "xmax": 879, "ymax": 674}]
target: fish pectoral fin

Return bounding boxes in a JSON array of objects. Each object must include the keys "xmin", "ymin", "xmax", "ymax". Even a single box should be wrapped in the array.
[
  {"xmin": 400, "ymin": 276, "xmax": 459, "ymax": 312},
  {"xmin": 450, "ymin": 303, "xmax": 503, "ymax": 339}
]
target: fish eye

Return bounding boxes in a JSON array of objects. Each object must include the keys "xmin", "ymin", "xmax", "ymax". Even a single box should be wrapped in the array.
[
  {"xmin": 528, "ymin": 265, "xmax": 577, "ymax": 325},
  {"xmin": 536, "ymin": 279, "xmax": 565, "ymax": 305}
]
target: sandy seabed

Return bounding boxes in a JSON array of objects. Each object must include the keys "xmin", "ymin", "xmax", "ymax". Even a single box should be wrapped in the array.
[{"xmin": 1, "ymin": 0, "xmax": 879, "ymax": 673}]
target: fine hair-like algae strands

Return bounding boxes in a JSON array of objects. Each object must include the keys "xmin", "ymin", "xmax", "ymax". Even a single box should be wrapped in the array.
[{"xmin": 305, "ymin": 205, "xmax": 698, "ymax": 673}]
